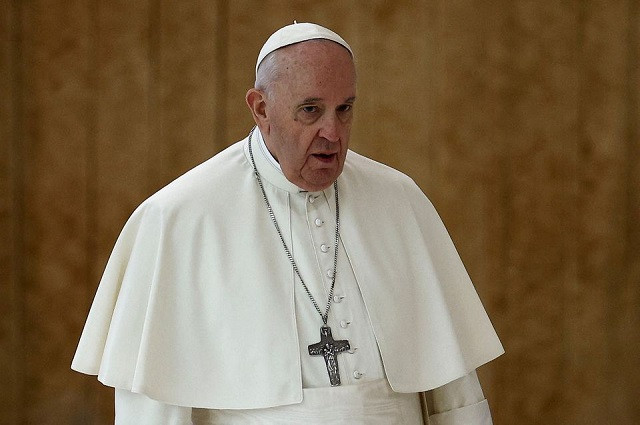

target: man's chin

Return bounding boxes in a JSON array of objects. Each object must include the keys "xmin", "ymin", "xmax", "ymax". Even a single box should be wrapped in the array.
[{"xmin": 300, "ymin": 169, "xmax": 342, "ymax": 192}]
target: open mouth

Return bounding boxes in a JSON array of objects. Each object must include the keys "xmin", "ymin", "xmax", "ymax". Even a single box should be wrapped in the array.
[{"xmin": 312, "ymin": 153, "xmax": 337, "ymax": 163}]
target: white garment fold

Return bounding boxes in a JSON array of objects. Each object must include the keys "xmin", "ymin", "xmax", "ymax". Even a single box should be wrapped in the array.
[
  {"xmin": 427, "ymin": 400, "xmax": 493, "ymax": 425},
  {"xmin": 115, "ymin": 389, "xmax": 191, "ymax": 425}
]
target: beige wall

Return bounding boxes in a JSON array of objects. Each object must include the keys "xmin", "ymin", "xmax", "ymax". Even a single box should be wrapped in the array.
[{"xmin": 2, "ymin": 1, "xmax": 639, "ymax": 424}]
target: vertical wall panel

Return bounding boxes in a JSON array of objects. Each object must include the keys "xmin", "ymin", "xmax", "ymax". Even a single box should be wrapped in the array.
[
  {"xmin": 224, "ymin": 0, "xmax": 265, "ymax": 142},
  {"xmin": 418, "ymin": 0, "xmax": 512, "ymax": 412},
  {"xmin": 501, "ymin": 2, "xmax": 580, "ymax": 423},
  {"xmin": 0, "ymin": 1, "xmax": 21, "ymax": 423},
  {"xmin": 612, "ymin": 1, "xmax": 640, "ymax": 422},
  {"xmin": 351, "ymin": 1, "xmax": 432, "ymax": 181},
  {"xmin": 571, "ymin": 1, "xmax": 628, "ymax": 423},
  {"xmin": 625, "ymin": 3, "xmax": 640, "ymax": 420},
  {"xmin": 92, "ymin": 0, "xmax": 153, "ymax": 260},
  {"xmin": 151, "ymin": 0, "xmax": 225, "ymax": 189},
  {"xmin": 19, "ymin": 1, "xmax": 93, "ymax": 423}
]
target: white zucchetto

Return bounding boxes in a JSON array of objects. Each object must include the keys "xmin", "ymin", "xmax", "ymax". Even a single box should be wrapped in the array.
[{"xmin": 256, "ymin": 22, "xmax": 353, "ymax": 75}]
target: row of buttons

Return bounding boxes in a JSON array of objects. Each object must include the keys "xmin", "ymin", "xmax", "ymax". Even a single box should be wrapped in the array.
[
  {"xmin": 311, "ymin": 196, "xmax": 332, "ymax": 282},
  {"xmin": 313, "ymin": 197, "xmax": 333, "ymax": 284},
  {"xmin": 308, "ymin": 193, "xmax": 363, "ymax": 382}
]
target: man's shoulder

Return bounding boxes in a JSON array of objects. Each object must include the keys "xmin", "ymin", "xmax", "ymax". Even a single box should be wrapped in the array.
[
  {"xmin": 142, "ymin": 139, "xmax": 249, "ymax": 211},
  {"xmin": 343, "ymin": 150, "xmax": 417, "ymax": 190}
]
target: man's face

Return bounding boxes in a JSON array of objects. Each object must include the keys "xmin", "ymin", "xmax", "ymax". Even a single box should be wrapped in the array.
[{"xmin": 261, "ymin": 41, "xmax": 356, "ymax": 192}]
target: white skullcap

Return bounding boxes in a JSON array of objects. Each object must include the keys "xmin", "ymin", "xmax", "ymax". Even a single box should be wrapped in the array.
[{"xmin": 256, "ymin": 22, "xmax": 353, "ymax": 76}]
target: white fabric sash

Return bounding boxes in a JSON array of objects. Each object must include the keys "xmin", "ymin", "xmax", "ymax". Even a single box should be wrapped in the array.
[{"xmin": 191, "ymin": 379, "xmax": 423, "ymax": 424}]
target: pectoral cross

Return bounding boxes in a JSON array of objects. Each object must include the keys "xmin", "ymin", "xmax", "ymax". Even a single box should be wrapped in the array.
[{"xmin": 308, "ymin": 326, "xmax": 350, "ymax": 386}]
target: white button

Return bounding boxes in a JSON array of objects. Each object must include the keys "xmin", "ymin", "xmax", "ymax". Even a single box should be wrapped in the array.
[
  {"xmin": 320, "ymin": 244, "xmax": 329, "ymax": 253},
  {"xmin": 315, "ymin": 218, "xmax": 324, "ymax": 227},
  {"xmin": 340, "ymin": 320, "xmax": 350, "ymax": 328},
  {"xmin": 333, "ymin": 294, "xmax": 344, "ymax": 303},
  {"xmin": 309, "ymin": 196, "xmax": 315, "ymax": 203},
  {"xmin": 353, "ymin": 370, "xmax": 364, "ymax": 379},
  {"xmin": 326, "ymin": 269, "xmax": 334, "ymax": 278}
]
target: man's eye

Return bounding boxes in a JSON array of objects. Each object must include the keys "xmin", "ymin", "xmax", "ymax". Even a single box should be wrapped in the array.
[
  {"xmin": 337, "ymin": 104, "xmax": 352, "ymax": 113},
  {"xmin": 302, "ymin": 105, "xmax": 318, "ymax": 113}
]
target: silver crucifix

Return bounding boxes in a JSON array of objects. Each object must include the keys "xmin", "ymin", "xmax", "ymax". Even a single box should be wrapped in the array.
[{"xmin": 308, "ymin": 326, "xmax": 351, "ymax": 386}]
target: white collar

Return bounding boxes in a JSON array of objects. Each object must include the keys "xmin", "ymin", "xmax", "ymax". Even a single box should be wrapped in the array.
[
  {"xmin": 246, "ymin": 128, "xmax": 330, "ymax": 198},
  {"xmin": 257, "ymin": 129, "xmax": 282, "ymax": 172}
]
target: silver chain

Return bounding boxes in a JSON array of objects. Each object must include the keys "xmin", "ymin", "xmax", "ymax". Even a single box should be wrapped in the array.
[{"xmin": 247, "ymin": 128, "xmax": 340, "ymax": 325}]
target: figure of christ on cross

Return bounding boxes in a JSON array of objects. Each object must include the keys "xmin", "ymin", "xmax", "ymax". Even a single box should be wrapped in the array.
[{"xmin": 308, "ymin": 326, "xmax": 351, "ymax": 386}]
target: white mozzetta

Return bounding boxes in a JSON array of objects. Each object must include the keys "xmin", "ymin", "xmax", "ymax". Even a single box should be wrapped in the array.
[{"xmin": 72, "ymin": 130, "xmax": 503, "ymax": 409}]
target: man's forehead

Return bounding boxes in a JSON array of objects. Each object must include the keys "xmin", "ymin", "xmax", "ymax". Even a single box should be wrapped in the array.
[
  {"xmin": 276, "ymin": 39, "xmax": 353, "ymax": 66},
  {"xmin": 256, "ymin": 22, "xmax": 353, "ymax": 76},
  {"xmin": 296, "ymin": 96, "xmax": 357, "ymax": 105}
]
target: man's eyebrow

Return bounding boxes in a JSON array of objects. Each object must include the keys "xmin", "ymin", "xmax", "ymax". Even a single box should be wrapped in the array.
[
  {"xmin": 297, "ymin": 96, "xmax": 356, "ymax": 106},
  {"xmin": 299, "ymin": 97, "xmax": 322, "ymax": 105}
]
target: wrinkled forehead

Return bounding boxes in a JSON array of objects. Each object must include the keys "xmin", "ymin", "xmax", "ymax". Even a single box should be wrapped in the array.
[
  {"xmin": 267, "ymin": 41, "xmax": 357, "ymax": 101},
  {"xmin": 272, "ymin": 39, "xmax": 354, "ymax": 69}
]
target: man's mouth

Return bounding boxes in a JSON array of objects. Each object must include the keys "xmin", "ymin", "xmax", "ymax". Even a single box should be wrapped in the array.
[{"xmin": 312, "ymin": 153, "xmax": 337, "ymax": 163}]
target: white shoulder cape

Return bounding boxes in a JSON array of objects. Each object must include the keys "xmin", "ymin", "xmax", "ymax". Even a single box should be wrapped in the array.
[{"xmin": 72, "ymin": 134, "xmax": 503, "ymax": 409}]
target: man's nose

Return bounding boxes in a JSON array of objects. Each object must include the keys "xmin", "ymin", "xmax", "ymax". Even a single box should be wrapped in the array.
[{"xmin": 318, "ymin": 113, "xmax": 341, "ymax": 143}]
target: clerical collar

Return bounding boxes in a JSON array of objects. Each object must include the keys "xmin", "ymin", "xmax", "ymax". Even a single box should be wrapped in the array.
[
  {"xmin": 245, "ymin": 128, "xmax": 302, "ymax": 194},
  {"xmin": 257, "ymin": 129, "xmax": 282, "ymax": 172}
]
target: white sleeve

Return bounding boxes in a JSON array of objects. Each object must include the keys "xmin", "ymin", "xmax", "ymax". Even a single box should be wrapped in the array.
[
  {"xmin": 424, "ymin": 370, "xmax": 493, "ymax": 425},
  {"xmin": 115, "ymin": 388, "xmax": 193, "ymax": 425}
]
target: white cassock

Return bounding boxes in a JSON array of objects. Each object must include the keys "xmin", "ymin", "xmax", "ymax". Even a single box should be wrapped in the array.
[{"xmin": 72, "ymin": 129, "xmax": 504, "ymax": 424}]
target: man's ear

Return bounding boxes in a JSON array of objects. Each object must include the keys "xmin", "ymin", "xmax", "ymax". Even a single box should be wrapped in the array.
[{"xmin": 246, "ymin": 88, "xmax": 269, "ymax": 133}]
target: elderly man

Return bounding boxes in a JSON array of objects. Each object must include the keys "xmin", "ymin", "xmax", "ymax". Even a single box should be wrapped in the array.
[{"xmin": 72, "ymin": 22, "xmax": 503, "ymax": 424}]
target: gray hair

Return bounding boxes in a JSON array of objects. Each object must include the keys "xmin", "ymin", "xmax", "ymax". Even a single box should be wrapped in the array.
[{"xmin": 254, "ymin": 50, "xmax": 280, "ymax": 98}]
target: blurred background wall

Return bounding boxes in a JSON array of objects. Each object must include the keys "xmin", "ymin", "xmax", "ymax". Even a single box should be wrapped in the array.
[{"xmin": 1, "ymin": 1, "xmax": 639, "ymax": 424}]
